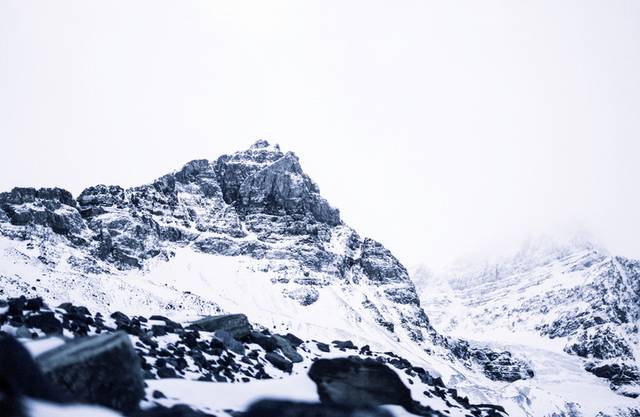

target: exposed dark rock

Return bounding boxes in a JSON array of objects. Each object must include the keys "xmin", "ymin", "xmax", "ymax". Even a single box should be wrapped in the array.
[
  {"xmin": 282, "ymin": 333, "xmax": 303, "ymax": 347},
  {"xmin": 246, "ymin": 331, "xmax": 278, "ymax": 352},
  {"xmin": 25, "ymin": 312, "xmax": 63, "ymax": 335},
  {"xmin": 214, "ymin": 330, "xmax": 245, "ymax": 355},
  {"xmin": 152, "ymin": 390, "xmax": 166, "ymax": 399},
  {"xmin": 157, "ymin": 366, "xmax": 178, "ymax": 379},
  {"xmin": 283, "ymin": 287, "xmax": 319, "ymax": 306},
  {"xmin": 332, "ymin": 340, "xmax": 356, "ymax": 350},
  {"xmin": 244, "ymin": 399, "xmax": 394, "ymax": 417},
  {"xmin": 308, "ymin": 356, "xmax": 414, "ymax": 409},
  {"xmin": 0, "ymin": 187, "xmax": 85, "ymax": 237},
  {"xmin": 585, "ymin": 361, "xmax": 640, "ymax": 397},
  {"xmin": 448, "ymin": 340, "xmax": 534, "ymax": 382},
  {"xmin": 272, "ymin": 335, "xmax": 303, "ymax": 363},
  {"xmin": 189, "ymin": 314, "xmax": 251, "ymax": 338},
  {"xmin": 130, "ymin": 404, "xmax": 217, "ymax": 417},
  {"xmin": 0, "ymin": 334, "xmax": 65, "ymax": 403},
  {"xmin": 316, "ymin": 342, "xmax": 330, "ymax": 353},
  {"xmin": 265, "ymin": 352, "xmax": 293, "ymax": 373},
  {"xmin": 37, "ymin": 331, "xmax": 145, "ymax": 412},
  {"xmin": 213, "ymin": 141, "xmax": 340, "ymax": 226},
  {"xmin": 564, "ymin": 326, "xmax": 634, "ymax": 360}
]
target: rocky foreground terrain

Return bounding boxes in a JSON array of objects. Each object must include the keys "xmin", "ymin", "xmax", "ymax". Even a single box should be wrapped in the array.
[
  {"xmin": 0, "ymin": 141, "xmax": 638, "ymax": 416},
  {"xmin": 0, "ymin": 295, "xmax": 507, "ymax": 417}
]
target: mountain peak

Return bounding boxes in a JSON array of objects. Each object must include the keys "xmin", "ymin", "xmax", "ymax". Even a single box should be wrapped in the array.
[{"xmin": 248, "ymin": 139, "xmax": 280, "ymax": 152}]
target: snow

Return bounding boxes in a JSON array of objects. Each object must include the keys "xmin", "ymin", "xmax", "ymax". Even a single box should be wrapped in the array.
[
  {"xmin": 145, "ymin": 374, "xmax": 318, "ymax": 414},
  {"xmin": 24, "ymin": 337, "xmax": 65, "ymax": 357},
  {"xmin": 3, "ymin": 225, "xmax": 639, "ymax": 417},
  {"xmin": 26, "ymin": 400, "xmax": 122, "ymax": 417},
  {"xmin": 412, "ymin": 241, "xmax": 640, "ymax": 417}
]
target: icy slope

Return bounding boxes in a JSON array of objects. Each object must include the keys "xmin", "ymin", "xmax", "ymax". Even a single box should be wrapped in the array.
[{"xmin": 414, "ymin": 234, "xmax": 640, "ymax": 415}]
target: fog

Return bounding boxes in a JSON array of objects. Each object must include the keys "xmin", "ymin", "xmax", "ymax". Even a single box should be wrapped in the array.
[{"xmin": 1, "ymin": 1, "xmax": 639, "ymax": 267}]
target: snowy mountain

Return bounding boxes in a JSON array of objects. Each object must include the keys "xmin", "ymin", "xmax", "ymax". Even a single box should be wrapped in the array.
[
  {"xmin": 0, "ymin": 141, "xmax": 637, "ymax": 417},
  {"xmin": 0, "ymin": 140, "xmax": 435, "ymax": 350},
  {"xmin": 414, "ymin": 233, "xmax": 640, "ymax": 416}
]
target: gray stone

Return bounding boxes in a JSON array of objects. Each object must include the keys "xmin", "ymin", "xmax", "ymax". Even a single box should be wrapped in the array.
[
  {"xmin": 272, "ymin": 335, "xmax": 303, "ymax": 363},
  {"xmin": 308, "ymin": 357, "xmax": 413, "ymax": 409},
  {"xmin": 265, "ymin": 351, "xmax": 293, "ymax": 373},
  {"xmin": 15, "ymin": 325, "xmax": 32, "ymax": 339},
  {"xmin": 189, "ymin": 314, "xmax": 251, "ymax": 338},
  {"xmin": 37, "ymin": 331, "xmax": 145, "ymax": 413},
  {"xmin": 214, "ymin": 330, "xmax": 245, "ymax": 355},
  {"xmin": 245, "ymin": 400, "xmax": 394, "ymax": 417}
]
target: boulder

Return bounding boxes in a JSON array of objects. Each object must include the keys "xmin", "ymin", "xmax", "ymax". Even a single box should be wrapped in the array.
[
  {"xmin": 273, "ymin": 335, "xmax": 303, "ymax": 363},
  {"xmin": 189, "ymin": 314, "xmax": 251, "ymax": 338},
  {"xmin": 316, "ymin": 342, "xmax": 331, "ymax": 352},
  {"xmin": 37, "ymin": 331, "xmax": 145, "ymax": 413},
  {"xmin": 25, "ymin": 312, "xmax": 63, "ymax": 335},
  {"xmin": 129, "ymin": 404, "xmax": 216, "ymax": 417},
  {"xmin": 332, "ymin": 340, "xmax": 356, "ymax": 350},
  {"xmin": 214, "ymin": 330, "xmax": 245, "ymax": 355},
  {"xmin": 245, "ymin": 400, "xmax": 394, "ymax": 417},
  {"xmin": 308, "ymin": 357, "xmax": 413, "ymax": 409},
  {"xmin": 282, "ymin": 333, "xmax": 304, "ymax": 347},
  {"xmin": 246, "ymin": 331, "xmax": 278, "ymax": 351},
  {"xmin": 265, "ymin": 352, "xmax": 293, "ymax": 373},
  {"xmin": 15, "ymin": 326, "xmax": 32, "ymax": 339},
  {"xmin": 0, "ymin": 334, "xmax": 65, "ymax": 403}
]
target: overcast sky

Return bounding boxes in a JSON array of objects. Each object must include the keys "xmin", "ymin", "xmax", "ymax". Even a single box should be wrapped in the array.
[{"xmin": 1, "ymin": 1, "xmax": 639, "ymax": 268}]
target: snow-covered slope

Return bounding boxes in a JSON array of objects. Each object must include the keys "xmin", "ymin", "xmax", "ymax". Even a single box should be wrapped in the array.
[{"xmin": 414, "ymin": 234, "xmax": 640, "ymax": 416}]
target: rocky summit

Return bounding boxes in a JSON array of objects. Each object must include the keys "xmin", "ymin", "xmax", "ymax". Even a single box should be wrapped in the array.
[{"xmin": 0, "ymin": 141, "xmax": 637, "ymax": 417}]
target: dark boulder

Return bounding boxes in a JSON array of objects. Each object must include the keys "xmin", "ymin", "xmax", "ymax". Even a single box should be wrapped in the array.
[
  {"xmin": 282, "ymin": 333, "xmax": 304, "ymax": 347},
  {"xmin": 110, "ymin": 311, "xmax": 131, "ymax": 325},
  {"xmin": 189, "ymin": 314, "xmax": 251, "ymax": 338},
  {"xmin": 25, "ymin": 312, "xmax": 63, "ymax": 335},
  {"xmin": 149, "ymin": 315, "xmax": 182, "ymax": 330},
  {"xmin": 332, "ymin": 340, "xmax": 356, "ymax": 350},
  {"xmin": 308, "ymin": 356, "xmax": 413, "ymax": 408},
  {"xmin": 214, "ymin": 330, "xmax": 245, "ymax": 355},
  {"xmin": 246, "ymin": 331, "xmax": 278, "ymax": 351},
  {"xmin": 129, "ymin": 404, "xmax": 216, "ymax": 417},
  {"xmin": 0, "ymin": 334, "xmax": 65, "ymax": 403},
  {"xmin": 273, "ymin": 335, "xmax": 303, "ymax": 363},
  {"xmin": 36, "ymin": 331, "xmax": 145, "ymax": 413},
  {"xmin": 265, "ymin": 352, "xmax": 293, "ymax": 373},
  {"xmin": 245, "ymin": 399, "xmax": 394, "ymax": 417},
  {"xmin": 307, "ymin": 356, "xmax": 443, "ymax": 416},
  {"xmin": 316, "ymin": 342, "xmax": 331, "ymax": 352}
]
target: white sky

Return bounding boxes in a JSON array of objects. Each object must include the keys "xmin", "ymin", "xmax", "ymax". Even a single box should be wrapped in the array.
[{"xmin": 1, "ymin": 1, "xmax": 639, "ymax": 268}]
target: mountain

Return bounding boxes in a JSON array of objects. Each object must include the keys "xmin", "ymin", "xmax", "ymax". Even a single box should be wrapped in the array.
[
  {"xmin": 0, "ymin": 140, "xmax": 433, "ymax": 348},
  {"xmin": 0, "ymin": 141, "xmax": 636, "ymax": 417},
  {"xmin": 414, "ymin": 233, "xmax": 640, "ymax": 416}
]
